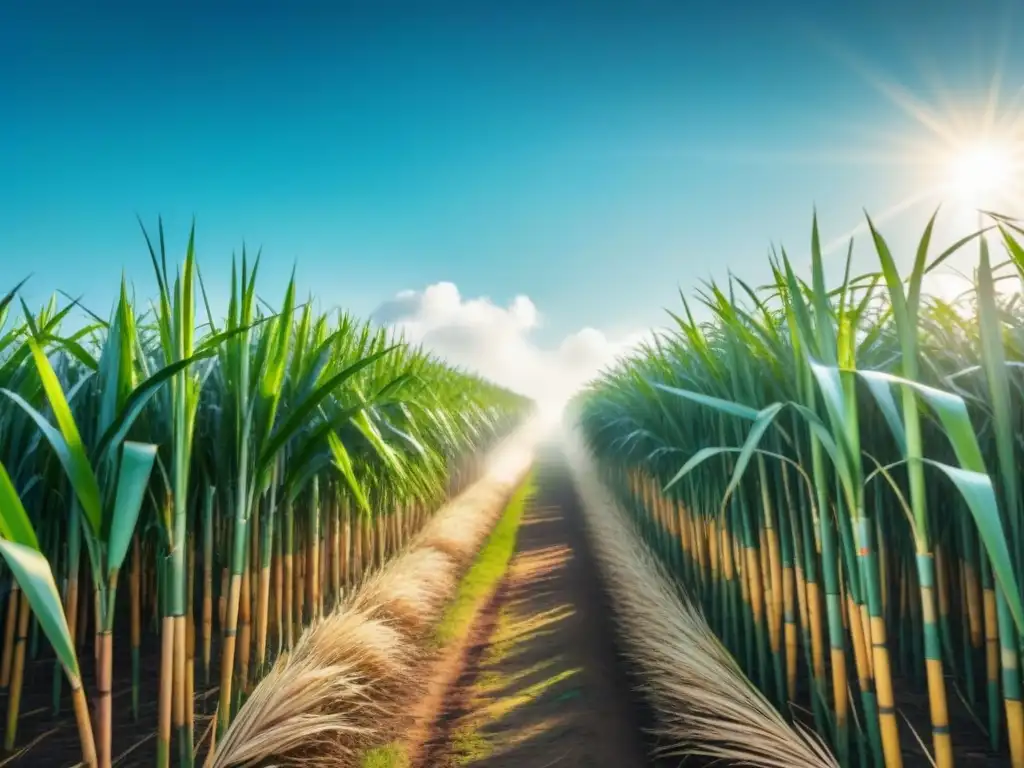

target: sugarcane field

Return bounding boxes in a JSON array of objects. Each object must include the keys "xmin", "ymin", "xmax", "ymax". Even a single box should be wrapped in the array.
[{"xmin": 4, "ymin": 3, "xmax": 1024, "ymax": 768}]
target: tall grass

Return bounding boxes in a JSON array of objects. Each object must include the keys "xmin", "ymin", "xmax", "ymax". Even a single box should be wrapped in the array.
[
  {"xmin": 0, "ymin": 222, "xmax": 530, "ymax": 767},
  {"xmin": 572, "ymin": 211, "xmax": 1024, "ymax": 768}
]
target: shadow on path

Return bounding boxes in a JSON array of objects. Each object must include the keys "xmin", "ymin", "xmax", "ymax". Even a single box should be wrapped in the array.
[{"xmin": 419, "ymin": 454, "xmax": 652, "ymax": 768}]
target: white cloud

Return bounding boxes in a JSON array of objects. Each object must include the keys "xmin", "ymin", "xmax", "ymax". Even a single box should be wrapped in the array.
[{"xmin": 371, "ymin": 281, "xmax": 646, "ymax": 416}]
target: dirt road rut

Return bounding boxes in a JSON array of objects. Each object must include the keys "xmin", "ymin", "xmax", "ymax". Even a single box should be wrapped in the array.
[{"xmin": 418, "ymin": 455, "xmax": 651, "ymax": 768}]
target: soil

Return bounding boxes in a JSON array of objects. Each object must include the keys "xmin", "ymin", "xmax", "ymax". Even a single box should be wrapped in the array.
[
  {"xmin": 0, "ymin": 619, "xmax": 199, "ymax": 767},
  {"xmin": 415, "ymin": 453, "xmax": 661, "ymax": 768}
]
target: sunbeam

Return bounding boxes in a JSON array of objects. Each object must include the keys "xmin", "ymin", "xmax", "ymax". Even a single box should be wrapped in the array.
[
  {"xmin": 823, "ymin": 187, "xmax": 940, "ymax": 255},
  {"xmin": 832, "ymin": 37, "xmax": 1024, "ymax": 234}
]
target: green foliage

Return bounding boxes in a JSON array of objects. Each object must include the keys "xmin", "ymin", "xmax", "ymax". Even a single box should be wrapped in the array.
[
  {"xmin": 360, "ymin": 743, "xmax": 410, "ymax": 768},
  {"xmin": 573, "ymin": 210, "xmax": 1024, "ymax": 766},
  {"xmin": 0, "ymin": 223, "xmax": 531, "ymax": 761}
]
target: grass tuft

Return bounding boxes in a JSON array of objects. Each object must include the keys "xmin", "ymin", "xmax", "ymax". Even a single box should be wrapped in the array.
[
  {"xmin": 360, "ymin": 743, "xmax": 410, "ymax": 768},
  {"xmin": 450, "ymin": 725, "xmax": 493, "ymax": 764},
  {"xmin": 434, "ymin": 476, "xmax": 533, "ymax": 648}
]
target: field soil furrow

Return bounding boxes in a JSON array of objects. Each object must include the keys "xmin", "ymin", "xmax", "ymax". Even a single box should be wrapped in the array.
[{"xmin": 418, "ymin": 455, "xmax": 650, "ymax": 768}]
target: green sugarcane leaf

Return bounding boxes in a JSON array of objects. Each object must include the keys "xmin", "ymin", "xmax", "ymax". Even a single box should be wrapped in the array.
[
  {"xmin": 380, "ymin": 418, "xmax": 427, "ymax": 457},
  {"xmin": 2, "ymin": 340, "xmax": 103, "ymax": 536},
  {"xmin": 848, "ymin": 364, "xmax": 1022, "ymax": 629},
  {"xmin": 858, "ymin": 372, "xmax": 907, "ymax": 455},
  {"xmin": 194, "ymin": 316, "xmax": 272, "ymax": 357},
  {"xmin": 259, "ymin": 345, "xmax": 399, "ymax": 468},
  {"xmin": 96, "ymin": 284, "xmax": 133, "ymax": 438},
  {"xmin": 93, "ymin": 350, "xmax": 213, "ymax": 461},
  {"xmin": 807, "ymin": 360, "xmax": 847, "ymax": 432},
  {"xmin": 789, "ymin": 402, "xmax": 856, "ymax": 492},
  {"xmin": 0, "ymin": 461, "xmax": 40, "ymax": 551},
  {"xmin": 922, "ymin": 459, "xmax": 1024, "ymax": 633},
  {"xmin": 107, "ymin": 442, "xmax": 157, "ymax": 573},
  {"xmin": 1001, "ymin": 225, "xmax": 1024, "ymax": 279},
  {"xmin": 863, "ymin": 456, "xmax": 916, "ymax": 532},
  {"xmin": 326, "ymin": 431, "xmax": 370, "ymax": 513},
  {"xmin": 285, "ymin": 456, "xmax": 332, "ymax": 504},
  {"xmin": 181, "ymin": 222, "xmax": 197, "ymax": 356},
  {"xmin": 975, "ymin": 236, "xmax": 1022, "ymax": 562},
  {"xmin": 375, "ymin": 372, "xmax": 416, "ymax": 402},
  {"xmin": 664, "ymin": 443, "xmax": 813, "ymax": 499},
  {"xmin": 809, "ymin": 213, "xmax": 838, "ymax": 365},
  {"xmin": 19, "ymin": 298, "xmax": 40, "ymax": 338},
  {"xmin": 0, "ymin": 539, "xmax": 79, "ymax": 679},
  {"xmin": 906, "ymin": 211, "xmax": 938, "ymax": 324},
  {"xmin": 946, "ymin": 362, "xmax": 1024, "ymax": 384},
  {"xmin": 867, "ymin": 215, "xmax": 910, "ymax": 335},
  {"xmin": 854, "ymin": 370, "xmax": 986, "ymax": 471},
  {"xmin": 781, "ymin": 253, "xmax": 818, "ymax": 361},
  {"xmin": 663, "ymin": 446, "xmax": 731, "ymax": 492},
  {"xmin": 352, "ymin": 409, "xmax": 406, "ymax": 478},
  {"xmin": 0, "ymin": 278, "xmax": 30, "ymax": 316},
  {"xmin": 802, "ymin": 364, "xmax": 860, "ymax": 492},
  {"xmin": 259, "ymin": 273, "xmax": 295, "ymax": 402},
  {"xmin": 279, "ymin": 405, "xmax": 365, "ymax": 494},
  {"xmin": 46, "ymin": 334, "xmax": 99, "ymax": 372},
  {"xmin": 651, "ymin": 382, "xmax": 761, "ymax": 421},
  {"xmin": 722, "ymin": 403, "xmax": 785, "ymax": 503}
]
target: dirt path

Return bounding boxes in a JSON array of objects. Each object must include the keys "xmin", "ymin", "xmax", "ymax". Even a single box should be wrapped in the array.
[{"xmin": 417, "ymin": 456, "xmax": 651, "ymax": 768}]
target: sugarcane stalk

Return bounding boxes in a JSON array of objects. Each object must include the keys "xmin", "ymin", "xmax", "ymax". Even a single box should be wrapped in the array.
[
  {"xmin": 216, "ymin": 478, "xmax": 251, "ymax": 737},
  {"xmin": 307, "ymin": 478, "xmax": 319, "ymax": 621},
  {"xmin": 130, "ymin": 534, "xmax": 141, "ymax": 720},
  {"xmin": 3, "ymin": 591, "xmax": 30, "ymax": 751},
  {"xmin": 96, "ymin": 575, "xmax": 117, "ymax": 768},
  {"xmin": 0, "ymin": 585, "xmax": 18, "ymax": 693},
  {"xmin": 202, "ymin": 487, "xmax": 214, "ymax": 687},
  {"xmin": 283, "ymin": 496, "xmax": 294, "ymax": 650}
]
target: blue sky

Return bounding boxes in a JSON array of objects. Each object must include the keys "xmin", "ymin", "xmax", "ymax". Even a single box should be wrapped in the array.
[{"xmin": 2, "ymin": 0, "xmax": 1021, "ymax": 396}]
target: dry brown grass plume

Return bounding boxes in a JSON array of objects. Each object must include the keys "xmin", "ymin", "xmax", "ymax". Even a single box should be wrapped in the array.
[
  {"xmin": 210, "ymin": 608, "xmax": 411, "ymax": 767},
  {"xmin": 564, "ymin": 434, "xmax": 839, "ymax": 768},
  {"xmin": 209, "ymin": 431, "xmax": 535, "ymax": 768}
]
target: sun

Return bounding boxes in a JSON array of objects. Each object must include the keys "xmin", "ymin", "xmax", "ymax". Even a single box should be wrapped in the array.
[
  {"xmin": 946, "ymin": 139, "xmax": 1016, "ymax": 211},
  {"xmin": 934, "ymin": 131, "xmax": 1024, "ymax": 236},
  {"xmin": 804, "ymin": 39, "xmax": 1024, "ymax": 249}
]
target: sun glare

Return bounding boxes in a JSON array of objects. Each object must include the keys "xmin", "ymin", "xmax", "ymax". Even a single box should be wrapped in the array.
[
  {"xmin": 799, "ymin": 41, "xmax": 1024, "ymax": 249},
  {"xmin": 536, "ymin": 394, "xmax": 570, "ymax": 429},
  {"xmin": 947, "ymin": 140, "xmax": 1015, "ymax": 209}
]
